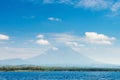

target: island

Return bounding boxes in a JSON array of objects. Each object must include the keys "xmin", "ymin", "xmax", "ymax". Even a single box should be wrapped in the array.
[{"xmin": 0, "ymin": 66, "xmax": 120, "ymax": 72}]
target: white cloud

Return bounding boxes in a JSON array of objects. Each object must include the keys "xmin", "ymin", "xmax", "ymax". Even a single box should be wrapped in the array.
[
  {"xmin": 21, "ymin": 0, "xmax": 120, "ymax": 16},
  {"xmin": 53, "ymin": 32, "xmax": 115, "ymax": 45},
  {"xmin": 37, "ymin": 34, "xmax": 44, "ymax": 39},
  {"xmin": 53, "ymin": 33, "xmax": 80, "ymax": 42},
  {"xmin": 48, "ymin": 17, "xmax": 62, "ymax": 21},
  {"xmin": 111, "ymin": 2, "xmax": 120, "ymax": 12},
  {"xmin": 53, "ymin": 33, "xmax": 85, "ymax": 48},
  {"xmin": 66, "ymin": 42, "xmax": 79, "ymax": 47},
  {"xmin": 36, "ymin": 34, "xmax": 50, "ymax": 45},
  {"xmin": 52, "ymin": 47, "xmax": 59, "ymax": 51},
  {"xmin": 84, "ymin": 32, "xmax": 115, "ymax": 45},
  {"xmin": 66, "ymin": 41, "xmax": 85, "ymax": 47},
  {"xmin": 23, "ymin": 0, "xmax": 120, "ymax": 14},
  {"xmin": 43, "ymin": 0, "xmax": 113, "ymax": 10},
  {"xmin": 36, "ymin": 39, "xmax": 50, "ymax": 45},
  {"xmin": 42, "ymin": 0, "xmax": 120, "ymax": 16},
  {"xmin": 76, "ymin": 0, "xmax": 112, "ymax": 10},
  {"xmin": 0, "ymin": 34, "xmax": 9, "ymax": 40}
]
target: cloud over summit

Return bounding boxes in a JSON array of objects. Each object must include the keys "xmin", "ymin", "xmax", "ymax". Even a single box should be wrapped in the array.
[{"xmin": 36, "ymin": 34, "xmax": 50, "ymax": 45}]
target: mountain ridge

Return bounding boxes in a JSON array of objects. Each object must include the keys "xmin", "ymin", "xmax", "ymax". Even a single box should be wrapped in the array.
[{"xmin": 0, "ymin": 47, "xmax": 119, "ymax": 68}]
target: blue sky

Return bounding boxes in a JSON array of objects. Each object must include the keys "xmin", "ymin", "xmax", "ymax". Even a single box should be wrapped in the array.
[{"xmin": 1, "ymin": 0, "xmax": 120, "ymax": 65}]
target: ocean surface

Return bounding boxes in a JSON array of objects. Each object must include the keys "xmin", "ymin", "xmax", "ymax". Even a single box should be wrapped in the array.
[{"xmin": 0, "ymin": 71, "xmax": 120, "ymax": 80}]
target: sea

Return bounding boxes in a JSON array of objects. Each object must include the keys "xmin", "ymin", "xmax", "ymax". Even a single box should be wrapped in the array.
[{"xmin": 0, "ymin": 71, "xmax": 120, "ymax": 80}]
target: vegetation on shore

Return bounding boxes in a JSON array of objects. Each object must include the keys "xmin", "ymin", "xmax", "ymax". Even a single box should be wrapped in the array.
[{"xmin": 0, "ymin": 66, "xmax": 120, "ymax": 72}]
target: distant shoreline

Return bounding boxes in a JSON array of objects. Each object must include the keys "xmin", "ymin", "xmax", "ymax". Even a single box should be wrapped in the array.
[{"xmin": 0, "ymin": 66, "xmax": 120, "ymax": 72}]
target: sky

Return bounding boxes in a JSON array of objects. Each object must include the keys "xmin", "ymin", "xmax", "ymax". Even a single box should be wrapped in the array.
[{"xmin": 1, "ymin": 0, "xmax": 120, "ymax": 65}]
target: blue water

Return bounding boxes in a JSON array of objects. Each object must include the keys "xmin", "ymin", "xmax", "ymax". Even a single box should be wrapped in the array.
[{"xmin": 0, "ymin": 71, "xmax": 120, "ymax": 80}]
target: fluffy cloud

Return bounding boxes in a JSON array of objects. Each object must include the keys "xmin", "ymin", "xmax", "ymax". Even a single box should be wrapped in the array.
[
  {"xmin": 48, "ymin": 17, "xmax": 62, "ymax": 21},
  {"xmin": 36, "ymin": 39, "xmax": 50, "ymax": 45},
  {"xmin": 84, "ymin": 32, "xmax": 115, "ymax": 45},
  {"xmin": 36, "ymin": 34, "xmax": 60, "ymax": 51},
  {"xmin": 36, "ymin": 34, "xmax": 50, "ymax": 45},
  {"xmin": 0, "ymin": 34, "xmax": 9, "ymax": 40}
]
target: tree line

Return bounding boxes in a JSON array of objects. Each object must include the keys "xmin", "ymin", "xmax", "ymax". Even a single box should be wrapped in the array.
[{"xmin": 0, "ymin": 66, "xmax": 120, "ymax": 71}]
